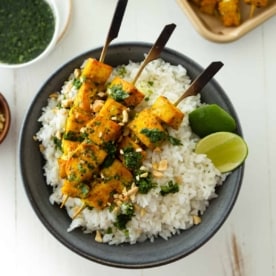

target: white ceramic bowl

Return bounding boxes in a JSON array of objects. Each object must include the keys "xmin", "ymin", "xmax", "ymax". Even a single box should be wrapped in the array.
[{"xmin": 0, "ymin": 0, "xmax": 60, "ymax": 69}]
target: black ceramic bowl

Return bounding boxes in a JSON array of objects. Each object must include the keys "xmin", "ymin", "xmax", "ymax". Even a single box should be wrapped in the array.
[{"xmin": 19, "ymin": 43, "xmax": 244, "ymax": 268}]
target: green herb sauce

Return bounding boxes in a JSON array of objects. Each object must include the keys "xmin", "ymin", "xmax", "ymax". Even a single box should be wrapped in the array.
[
  {"xmin": 0, "ymin": 0, "xmax": 55, "ymax": 64},
  {"xmin": 108, "ymin": 85, "xmax": 129, "ymax": 102}
]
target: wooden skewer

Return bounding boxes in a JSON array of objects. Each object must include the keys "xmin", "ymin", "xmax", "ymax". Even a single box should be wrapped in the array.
[
  {"xmin": 249, "ymin": 4, "xmax": 256, "ymax": 18},
  {"xmin": 132, "ymin": 23, "xmax": 176, "ymax": 85},
  {"xmin": 60, "ymin": 195, "xmax": 69, "ymax": 208},
  {"xmin": 99, "ymin": 0, "xmax": 128, "ymax": 63},
  {"xmin": 72, "ymin": 203, "xmax": 87, "ymax": 219},
  {"xmin": 60, "ymin": 0, "xmax": 128, "ymax": 210},
  {"xmin": 174, "ymin": 61, "xmax": 224, "ymax": 106}
]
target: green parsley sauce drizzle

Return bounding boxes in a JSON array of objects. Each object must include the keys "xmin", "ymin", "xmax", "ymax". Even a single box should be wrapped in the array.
[{"xmin": 0, "ymin": 0, "xmax": 55, "ymax": 64}]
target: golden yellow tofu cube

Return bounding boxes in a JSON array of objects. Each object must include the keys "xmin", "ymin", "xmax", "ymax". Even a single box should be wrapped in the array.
[
  {"xmin": 151, "ymin": 96, "xmax": 184, "ymax": 129},
  {"xmin": 61, "ymin": 140, "xmax": 80, "ymax": 156},
  {"xmin": 84, "ymin": 159, "xmax": 133, "ymax": 209},
  {"xmin": 99, "ymin": 97, "xmax": 129, "ymax": 122},
  {"xmin": 65, "ymin": 143, "xmax": 107, "ymax": 183},
  {"xmin": 108, "ymin": 76, "xmax": 145, "ymax": 108},
  {"xmin": 128, "ymin": 109, "xmax": 166, "ymax": 149},
  {"xmin": 81, "ymin": 58, "xmax": 112, "ymax": 83},
  {"xmin": 73, "ymin": 80, "xmax": 98, "ymax": 111},
  {"xmin": 218, "ymin": 0, "xmax": 240, "ymax": 27},
  {"xmin": 65, "ymin": 106, "xmax": 93, "ymax": 133},
  {"xmin": 101, "ymin": 159, "xmax": 133, "ymax": 186},
  {"xmin": 199, "ymin": 0, "xmax": 218, "ymax": 15},
  {"xmin": 84, "ymin": 179, "xmax": 123, "ymax": 209},
  {"xmin": 85, "ymin": 116, "xmax": 122, "ymax": 146},
  {"xmin": 61, "ymin": 180, "xmax": 91, "ymax": 199}
]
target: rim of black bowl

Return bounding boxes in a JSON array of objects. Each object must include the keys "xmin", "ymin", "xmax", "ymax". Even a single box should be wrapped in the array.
[{"xmin": 19, "ymin": 42, "xmax": 244, "ymax": 269}]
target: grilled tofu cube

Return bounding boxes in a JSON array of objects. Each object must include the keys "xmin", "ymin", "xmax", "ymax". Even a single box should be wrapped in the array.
[
  {"xmin": 151, "ymin": 96, "xmax": 184, "ymax": 129},
  {"xmin": 84, "ymin": 179, "xmax": 122, "ymax": 209},
  {"xmin": 85, "ymin": 115, "xmax": 122, "ymax": 146},
  {"xmin": 101, "ymin": 159, "xmax": 133, "ymax": 186},
  {"xmin": 58, "ymin": 158, "xmax": 67, "ymax": 179},
  {"xmin": 218, "ymin": 0, "xmax": 240, "ymax": 26},
  {"xmin": 108, "ymin": 77, "xmax": 145, "ymax": 108},
  {"xmin": 61, "ymin": 180, "xmax": 91, "ymax": 199},
  {"xmin": 65, "ymin": 143, "xmax": 107, "ymax": 183},
  {"xmin": 84, "ymin": 159, "xmax": 133, "ymax": 209},
  {"xmin": 65, "ymin": 106, "xmax": 93, "ymax": 133},
  {"xmin": 81, "ymin": 58, "xmax": 113, "ymax": 83},
  {"xmin": 61, "ymin": 140, "xmax": 80, "ymax": 156},
  {"xmin": 99, "ymin": 97, "xmax": 129, "ymax": 123},
  {"xmin": 128, "ymin": 109, "xmax": 166, "ymax": 149},
  {"xmin": 199, "ymin": 0, "xmax": 218, "ymax": 15},
  {"xmin": 73, "ymin": 80, "xmax": 98, "ymax": 111}
]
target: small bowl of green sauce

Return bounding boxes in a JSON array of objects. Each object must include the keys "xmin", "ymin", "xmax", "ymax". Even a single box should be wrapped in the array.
[{"xmin": 0, "ymin": 0, "xmax": 60, "ymax": 68}]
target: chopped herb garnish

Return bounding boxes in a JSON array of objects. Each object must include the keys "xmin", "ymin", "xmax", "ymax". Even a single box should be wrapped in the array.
[
  {"xmin": 160, "ymin": 181, "xmax": 179, "ymax": 196},
  {"xmin": 108, "ymin": 85, "xmax": 129, "ymax": 102},
  {"xmin": 114, "ymin": 202, "xmax": 135, "ymax": 230},
  {"xmin": 77, "ymin": 183, "xmax": 90, "ymax": 197},
  {"xmin": 52, "ymin": 136, "xmax": 62, "ymax": 151},
  {"xmin": 101, "ymin": 142, "xmax": 117, "ymax": 168},
  {"xmin": 140, "ymin": 128, "xmax": 167, "ymax": 144},
  {"xmin": 122, "ymin": 147, "xmax": 143, "ymax": 170},
  {"xmin": 117, "ymin": 65, "xmax": 127, "ymax": 78},
  {"xmin": 63, "ymin": 131, "xmax": 84, "ymax": 142},
  {"xmin": 135, "ymin": 171, "xmax": 156, "ymax": 194},
  {"xmin": 73, "ymin": 78, "xmax": 82, "ymax": 89},
  {"xmin": 168, "ymin": 135, "xmax": 183, "ymax": 146}
]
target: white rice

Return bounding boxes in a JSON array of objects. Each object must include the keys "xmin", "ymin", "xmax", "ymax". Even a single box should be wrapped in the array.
[{"xmin": 36, "ymin": 58, "xmax": 225, "ymax": 244}]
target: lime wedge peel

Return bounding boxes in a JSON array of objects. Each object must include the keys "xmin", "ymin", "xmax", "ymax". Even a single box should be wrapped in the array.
[
  {"xmin": 189, "ymin": 104, "xmax": 237, "ymax": 138},
  {"xmin": 195, "ymin": 132, "xmax": 248, "ymax": 173}
]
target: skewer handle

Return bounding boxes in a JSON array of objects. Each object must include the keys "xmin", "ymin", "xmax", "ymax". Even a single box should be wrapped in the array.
[
  {"xmin": 132, "ymin": 23, "xmax": 176, "ymax": 85},
  {"xmin": 174, "ymin": 61, "xmax": 224, "ymax": 106},
  {"xmin": 99, "ymin": 0, "xmax": 128, "ymax": 63}
]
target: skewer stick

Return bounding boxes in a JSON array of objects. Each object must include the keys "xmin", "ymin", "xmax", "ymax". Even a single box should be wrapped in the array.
[
  {"xmin": 249, "ymin": 4, "xmax": 256, "ymax": 18},
  {"xmin": 60, "ymin": 195, "xmax": 69, "ymax": 208},
  {"xmin": 72, "ymin": 202, "xmax": 86, "ymax": 219},
  {"xmin": 174, "ymin": 61, "xmax": 224, "ymax": 106},
  {"xmin": 99, "ymin": 0, "xmax": 128, "ymax": 63},
  {"xmin": 132, "ymin": 23, "xmax": 176, "ymax": 85}
]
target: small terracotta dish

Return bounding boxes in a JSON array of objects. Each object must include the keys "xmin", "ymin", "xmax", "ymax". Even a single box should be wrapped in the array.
[{"xmin": 0, "ymin": 93, "xmax": 11, "ymax": 144}]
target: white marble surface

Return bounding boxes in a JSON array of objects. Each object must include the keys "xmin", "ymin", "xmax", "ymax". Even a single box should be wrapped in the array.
[{"xmin": 0, "ymin": 0, "xmax": 276, "ymax": 275}]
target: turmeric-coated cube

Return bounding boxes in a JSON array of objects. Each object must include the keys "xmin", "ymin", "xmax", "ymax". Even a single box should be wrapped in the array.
[
  {"xmin": 199, "ymin": 0, "xmax": 218, "ymax": 15},
  {"xmin": 84, "ymin": 179, "xmax": 122, "ymax": 209},
  {"xmin": 61, "ymin": 180, "xmax": 91, "ymax": 199},
  {"xmin": 151, "ymin": 96, "xmax": 184, "ymax": 129},
  {"xmin": 61, "ymin": 140, "xmax": 80, "ymax": 157},
  {"xmin": 101, "ymin": 159, "xmax": 133, "ymax": 186},
  {"xmin": 218, "ymin": 0, "xmax": 240, "ymax": 27},
  {"xmin": 84, "ymin": 159, "xmax": 133, "ymax": 209},
  {"xmin": 73, "ymin": 80, "xmax": 99, "ymax": 111},
  {"xmin": 65, "ymin": 143, "xmax": 107, "ymax": 183},
  {"xmin": 65, "ymin": 106, "xmax": 93, "ymax": 133},
  {"xmin": 108, "ymin": 77, "xmax": 145, "ymax": 108},
  {"xmin": 128, "ymin": 109, "xmax": 166, "ymax": 149},
  {"xmin": 81, "ymin": 58, "xmax": 113, "ymax": 84},
  {"xmin": 99, "ymin": 97, "xmax": 129, "ymax": 123},
  {"xmin": 85, "ymin": 115, "xmax": 122, "ymax": 146}
]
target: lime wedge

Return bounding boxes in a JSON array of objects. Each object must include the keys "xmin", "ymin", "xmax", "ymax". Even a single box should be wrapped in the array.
[
  {"xmin": 189, "ymin": 104, "xmax": 236, "ymax": 137},
  {"xmin": 195, "ymin": 132, "xmax": 248, "ymax": 173}
]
